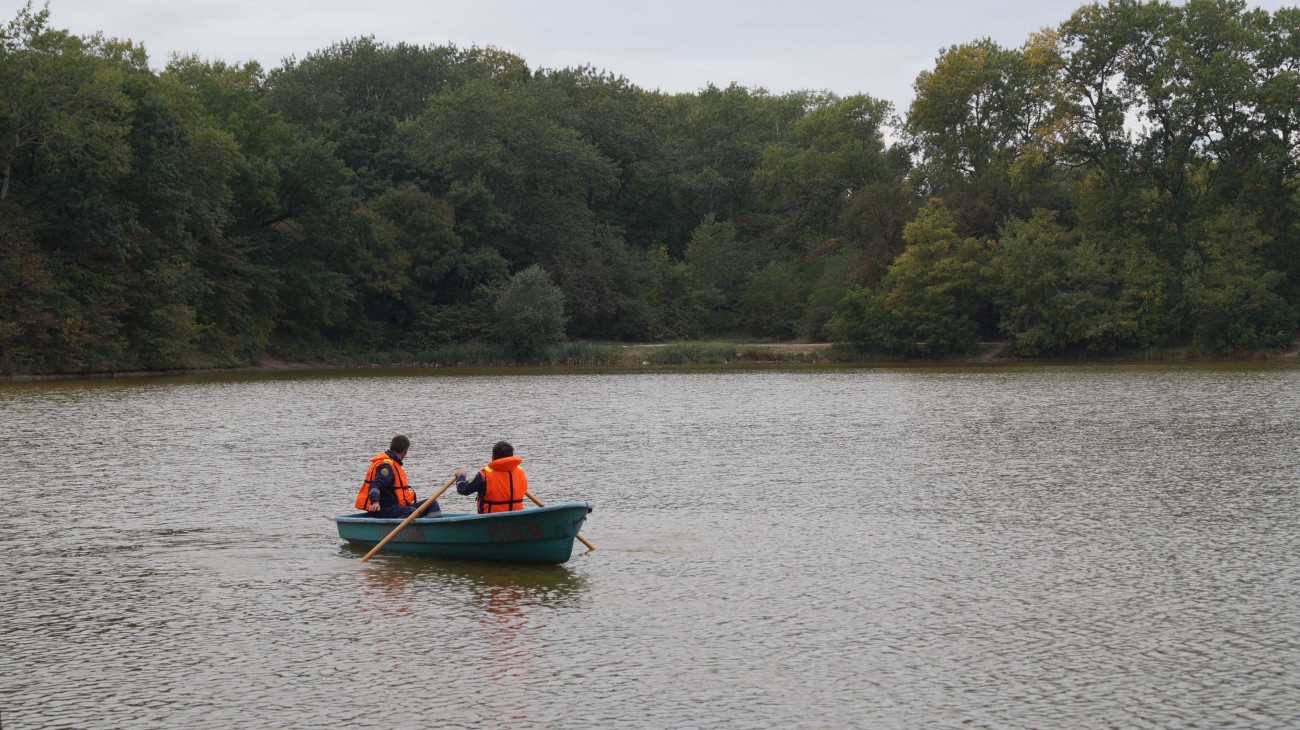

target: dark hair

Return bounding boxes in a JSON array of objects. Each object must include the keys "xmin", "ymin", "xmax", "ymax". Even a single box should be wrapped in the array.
[
  {"xmin": 390, "ymin": 435, "xmax": 411, "ymax": 453},
  {"xmin": 492, "ymin": 441, "xmax": 513, "ymax": 460}
]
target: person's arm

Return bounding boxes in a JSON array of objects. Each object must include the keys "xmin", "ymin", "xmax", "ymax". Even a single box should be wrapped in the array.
[
  {"xmin": 456, "ymin": 470, "xmax": 485, "ymax": 496},
  {"xmin": 368, "ymin": 464, "xmax": 395, "ymax": 511}
]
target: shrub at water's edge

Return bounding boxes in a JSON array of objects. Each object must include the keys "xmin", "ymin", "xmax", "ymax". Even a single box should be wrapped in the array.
[
  {"xmin": 644, "ymin": 343, "xmax": 738, "ymax": 364},
  {"xmin": 644, "ymin": 342, "xmax": 846, "ymax": 364},
  {"xmin": 341, "ymin": 341, "xmax": 622, "ymax": 367},
  {"xmin": 342, "ymin": 341, "xmax": 845, "ymax": 368}
]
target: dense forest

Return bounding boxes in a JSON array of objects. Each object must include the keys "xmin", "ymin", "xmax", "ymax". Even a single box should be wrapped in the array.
[{"xmin": 1, "ymin": 0, "xmax": 1297, "ymax": 373}]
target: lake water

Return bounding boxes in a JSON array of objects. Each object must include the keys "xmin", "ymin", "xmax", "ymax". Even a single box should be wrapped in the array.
[{"xmin": 2, "ymin": 363, "xmax": 1298, "ymax": 729}]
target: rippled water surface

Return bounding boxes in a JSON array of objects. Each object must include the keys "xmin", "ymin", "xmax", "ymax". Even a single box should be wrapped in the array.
[{"xmin": 3, "ymin": 363, "xmax": 1299, "ymax": 729}]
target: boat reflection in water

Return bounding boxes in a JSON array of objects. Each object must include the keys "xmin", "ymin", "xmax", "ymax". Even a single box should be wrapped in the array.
[{"xmin": 343, "ymin": 544, "xmax": 589, "ymax": 607}]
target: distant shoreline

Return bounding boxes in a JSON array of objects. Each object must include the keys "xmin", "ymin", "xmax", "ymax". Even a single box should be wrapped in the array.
[{"xmin": 4, "ymin": 340, "xmax": 1299, "ymax": 383}]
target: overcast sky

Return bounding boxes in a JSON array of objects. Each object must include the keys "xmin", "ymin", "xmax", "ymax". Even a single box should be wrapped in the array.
[{"xmin": 14, "ymin": 0, "xmax": 1296, "ymax": 114}]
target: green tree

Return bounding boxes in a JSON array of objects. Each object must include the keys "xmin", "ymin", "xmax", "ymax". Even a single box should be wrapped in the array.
[
  {"xmin": 491, "ymin": 264, "xmax": 566, "ymax": 357},
  {"xmin": 369, "ymin": 186, "xmax": 461, "ymax": 290},
  {"xmin": 267, "ymin": 37, "xmax": 463, "ymax": 127},
  {"xmin": 0, "ymin": 218, "xmax": 64, "ymax": 370},
  {"xmin": 682, "ymin": 215, "xmax": 759, "ymax": 332},
  {"xmin": 319, "ymin": 111, "xmax": 435, "ymax": 199},
  {"xmin": 358, "ymin": 186, "xmax": 464, "ymax": 344},
  {"xmin": 114, "ymin": 71, "xmax": 243, "ymax": 368},
  {"xmin": 650, "ymin": 84, "xmax": 808, "ymax": 255},
  {"xmin": 907, "ymin": 34, "xmax": 1063, "ymax": 236},
  {"xmin": 169, "ymin": 55, "xmax": 360, "ymax": 354},
  {"xmin": 0, "ymin": 4, "xmax": 133, "ymax": 202},
  {"xmin": 988, "ymin": 211, "xmax": 1164, "ymax": 354},
  {"xmin": 642, "ymin": 246, "xmax": 710, "ymax": 340},
  {"xmin": 1245, "ymin": 7, "xmax": 1300, "ymax": 304},
  {"xmin": 735, "ymin": 259, "xmax": 808, "ymax": 339},
  {"xmin": 407, "ymin": 77, "xmax": 632, "ymax": 334},
  {"xmin": 828, "ymin": 200, "xmax": 991, "ymax": 355},
  {"xmin": 800, "ymin": 253, "xmax": 857, "ymax": 340},
  {"xmin": 750, "ymin": 93, "xmax": 914, "ymax": 336},
  {"xmin": 752, "ymin": 94, "xmax": 899, "ymax": 245},
  {"xmin": 1182, "ymin": 208, "xmax": 1297, "ymax": 352},
  {"xmin": 539, "ymin": 66, "xmax": 662, "ymax": 222}
]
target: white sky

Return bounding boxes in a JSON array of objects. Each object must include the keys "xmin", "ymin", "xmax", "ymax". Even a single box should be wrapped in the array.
[{"xmin": 12, "ymin": 0, "xmax": 1296, "ymax": 115}]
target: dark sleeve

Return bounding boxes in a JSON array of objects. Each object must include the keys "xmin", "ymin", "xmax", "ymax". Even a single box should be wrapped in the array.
[
  {"xmin": 456, "ymin": 472, "xmax": 485, "ymax": 496},
  {"xmin": 370, "ymin": 464, "xmax": 395, "ymax": 506}
]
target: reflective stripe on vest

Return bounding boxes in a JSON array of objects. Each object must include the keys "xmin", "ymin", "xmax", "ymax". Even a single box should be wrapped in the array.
[
  {"xmin": 478, "ymin": 464, "xmax": 526, "ymax": 514},
  {"xmin": 354, "ymin": 453, "xmax": 414, "ymax": 510}
]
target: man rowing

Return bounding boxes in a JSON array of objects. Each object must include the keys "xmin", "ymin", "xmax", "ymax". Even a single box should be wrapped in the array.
[{"xmin": 454, "ymin": 441, "xmax": 527, "ymax": 514}]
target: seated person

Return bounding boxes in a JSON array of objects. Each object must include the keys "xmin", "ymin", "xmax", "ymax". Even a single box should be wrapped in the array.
[
  {"xmin": 455, "ymin": 441, "xmax": 527, "ymax": 514},
  {"xmin": 354, "ymin": 435, "xmax": 441, "ymax": 518}
]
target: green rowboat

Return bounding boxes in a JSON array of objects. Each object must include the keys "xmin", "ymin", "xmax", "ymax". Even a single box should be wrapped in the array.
[{"xmin": 334, "ymin": 502, "xmax": 593, "ymax": 564}]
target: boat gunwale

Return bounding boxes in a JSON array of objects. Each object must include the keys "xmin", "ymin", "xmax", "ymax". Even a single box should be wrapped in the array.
[{"xmin": 332, "ymin": 501, "xmax": 592, "ymax": 526}]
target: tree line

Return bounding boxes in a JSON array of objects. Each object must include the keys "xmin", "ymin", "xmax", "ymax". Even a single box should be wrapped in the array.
[{"xmin": 1, "ymin": 0, "xmax": 1297, "ymax": 373}]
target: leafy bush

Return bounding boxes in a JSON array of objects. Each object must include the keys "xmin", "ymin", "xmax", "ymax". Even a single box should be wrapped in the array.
[
  {"xmin": 491, "ymin": 265, "xmax": 567, "ymax": 357},
  {"xmin": 988, "ymin": 212, "xmax": 1164, "ymax": 355},
  {"xmin": 826, "ymin": 201, "xmax": 988, "ymax": 356},
  {"xmin": 645, "ymin": 342, "xmax": 738, "ymax": 364},
  {"xmin": 542, "ymin": 341, "xmax": 622, "ymax": 365},
  {"xmin": 1182, "ymin": 210, "xmax": 1298, "ymax": 353}
]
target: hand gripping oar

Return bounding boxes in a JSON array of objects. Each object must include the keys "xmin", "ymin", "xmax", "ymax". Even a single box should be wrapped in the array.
[
  {"xmin": 360, "ymin": 475, "xmax": 457, "ymax": 562},
  {"xmin": 526, "ymin": 491, "xmax": 596, "ymax": 552}
]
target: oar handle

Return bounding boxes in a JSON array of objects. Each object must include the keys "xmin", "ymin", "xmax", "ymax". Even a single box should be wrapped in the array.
[
  {"xmin": 360, "ymin": 474, "xmax": 457, "ymax": 562},
  {"xmin": 525, "ymin": 491, "xmax": 596, "ymax": 552}
]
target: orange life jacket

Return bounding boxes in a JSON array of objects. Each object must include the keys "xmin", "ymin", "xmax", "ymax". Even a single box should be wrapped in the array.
[
  {"xmin": 354, "ymin": 453, "xmax": 414, "ymax": 511},
  {"xmin": 478, "ymin": 455, "xmax": 526, "ymax": 514}
]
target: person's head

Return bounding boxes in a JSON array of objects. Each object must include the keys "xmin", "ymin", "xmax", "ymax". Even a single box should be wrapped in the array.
[
  {"xmin": 492, "ymin": 441, "xmax": 513, "ymax": 460},
  {"xmin": 390, "ymin": 434, "xmax": 411, "ymax": 456}
]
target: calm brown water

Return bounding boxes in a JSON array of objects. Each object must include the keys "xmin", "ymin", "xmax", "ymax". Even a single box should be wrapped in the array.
[{"xmin": 2, "ymin": 363, "xmax": 1298, "ymax": 729}]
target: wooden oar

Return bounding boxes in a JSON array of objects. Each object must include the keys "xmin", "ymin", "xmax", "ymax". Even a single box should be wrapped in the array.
[
  {"xmin": 360, "ymin": 475, "xmax": 457, "ymax": 562},
  {"xmin": 526, "ymin": 491, "xmax": 596, "ymax": 552}
]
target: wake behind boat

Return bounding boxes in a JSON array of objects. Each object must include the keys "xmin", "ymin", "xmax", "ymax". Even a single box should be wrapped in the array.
[{"xmin": 335, "ymin": 502, "xmax": 593, "ymax": 564}]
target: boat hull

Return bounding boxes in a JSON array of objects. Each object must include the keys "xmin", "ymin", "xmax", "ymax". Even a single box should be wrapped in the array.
[{"xmin": 334, "ymin": 502, "xmax": 592, "ymax": 564}]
